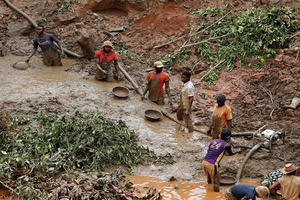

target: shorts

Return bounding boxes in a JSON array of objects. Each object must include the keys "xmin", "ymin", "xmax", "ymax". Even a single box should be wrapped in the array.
[{"xmin": 202, "ymin": 161, "xmax": 219, "ymax": 183}]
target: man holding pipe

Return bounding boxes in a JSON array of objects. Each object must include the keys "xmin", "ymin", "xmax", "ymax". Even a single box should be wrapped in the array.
[{"xmin": 142, "ymin": 61, "xmax": 173, "ymax": 106}]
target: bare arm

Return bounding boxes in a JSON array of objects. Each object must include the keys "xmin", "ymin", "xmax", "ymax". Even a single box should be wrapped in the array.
[
  {"xmin": 165, "ymin": 81, "xmax": 172, "ymax": 105},
  {"xmin": 95, "ymin": 57, "xmax": 106, "ymax": 74},
  {"xmin": 269, "ymin": 181, "xmax": 281, "ymax": 196},
  {"xmin": 225, "ymin": 144, "xmax": 235, "ymax": 156},
  {"xmin": 188, "ymin": 96, "xmax": 194, "ymax": 110},
  {"xmin": 51, "ymin": 35, "xmax": 64, "ymax": 54},
  {"xmin": 227, "ymin": 119, "xmax": 232, "ymax": 131},
  {"xmin": 114, "ymin": 59, "xmax": 120, "ymax": 79},
  {"xmin": 25, "ymin": 48, "xmax": 37, "ymax": 62},
  {"xmin": 142, "ymin": 82, "xmax": 150, "ymax": 100}
]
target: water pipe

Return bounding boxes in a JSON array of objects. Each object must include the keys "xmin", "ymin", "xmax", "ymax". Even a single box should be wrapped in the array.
[
  {"xmin": 235, "ymin": 144, "xmax": 261, "ymax": 184},
  {"xmin": 118, "ymin": 63, "xmax": 210, "ymax": 136},
  {"xmin": 4, "ymin": 0, "xmax": 83, "ymax": 58},
  {"xmin": 231, "ymin": 132, "xmax": 254, "ymax": 137}
]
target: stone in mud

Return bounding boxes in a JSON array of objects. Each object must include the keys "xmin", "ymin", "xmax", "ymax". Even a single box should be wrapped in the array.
[
  {"xmin": 285, "ymin": 109, "xmax": 295, "ymax": 117},
  {"xmin": 7, "ymin": 20, "xmax": 32, "ymax": 36},
  {"xmin": 13, "ymin": 61, "xmax": 30, "ymax": 70},
  {"xmin": 252, "ymin": 151, "xmax": 271, "ymax": 160}
]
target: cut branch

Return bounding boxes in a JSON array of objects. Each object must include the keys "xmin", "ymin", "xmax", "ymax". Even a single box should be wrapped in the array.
[{"xmin": 200, "ymin": 60, "xmax": 225, "ymax": 81}]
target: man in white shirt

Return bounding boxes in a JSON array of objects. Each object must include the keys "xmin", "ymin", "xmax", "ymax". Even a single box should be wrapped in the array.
[{"xmin": 177, "ymin": 71, "xmax": 195, "ymax": 132}]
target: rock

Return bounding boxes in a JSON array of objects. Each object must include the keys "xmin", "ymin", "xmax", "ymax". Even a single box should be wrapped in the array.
[
  {"xmin": 7, "ymin": 20, "xmax": 32, "ymax": 36},
  {"xmin": 252, "ymin": 151, "xmax": 271, "ymax": 160},
  {"xmin": 13, "ymin": 61, "xmax": 30, "ymax": 70},
  {"xmin": 285, "ymin": 109, "xmax": 295, "ymax": 117}
]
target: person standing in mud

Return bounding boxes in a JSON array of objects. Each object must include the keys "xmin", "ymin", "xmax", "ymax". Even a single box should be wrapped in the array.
[
  {"xmin": 141, "ymin": 61, "xmax": 173, "ymax": 106},
  {"xmin": 208, "ymin": 94, "xmax": 232, "ymax": 139},
  {"xmin": 94, "ymin": 41, "xmax": 120, "ymax": 82},
  {"xmin": 176, "ymin": 71, "xmax": 194, "ymax": 133},
  {"xmin": 202, "ymin": 129, "xmax": 236, "ymax": 192},
  {"xmin": 26, "ymin": 25, "xmax": 64, "ymax": 66}
]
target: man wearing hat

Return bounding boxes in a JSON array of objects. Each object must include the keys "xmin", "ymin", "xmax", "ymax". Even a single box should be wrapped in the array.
[
  {"xmin": 202, "ymin": 129, "xmax": 237, "ymax": 192},
  {"xmin": 142, "ymin": 61, "xmax": 173, "ymax": 106},
  {"xmin": 270, "ymin": 163, "xmax": 300, "ymax": 199},
  {"xmin": 225, "ymin": 184, "xmax": 269, "ymax": 200},
  {"xmin": 94, "ymin": 41, "xmax": 120, "ymax": 82},
  {"xmin": 208, "ymin": 94, "xmax": 233, "ymax": 139}
]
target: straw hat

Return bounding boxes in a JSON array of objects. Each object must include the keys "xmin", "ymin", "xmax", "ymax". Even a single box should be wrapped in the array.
[
  {"xmin": 102, "ymin": 41, "xmax": 114, "ymax": 49},
  {"xmin": 282, "ymin": 163, "xmax": 298, "ymax": 174},
  {"xmin": 255, "ymin": 186, "xmax": 269, "ymax": 198},
  {"xmin": 154, "ymin": 61, "xmax": 164, "ymax": 68}
]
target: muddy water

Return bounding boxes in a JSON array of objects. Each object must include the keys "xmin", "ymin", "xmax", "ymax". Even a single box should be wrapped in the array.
[
  {"xmin": 126, "ymin": 174, "xmax": 276, "ymax": 200},
  {"xmin": 0, "ymin": 56, "xmax": 270, "ymax": 199},
  {"xmin": 0, "ymin": 188, "xmax": 16, "ymax": 200}
]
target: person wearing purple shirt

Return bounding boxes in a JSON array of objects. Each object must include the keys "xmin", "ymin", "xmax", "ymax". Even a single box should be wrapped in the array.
[
  {"xmin": 26, "ymin": 25, "xmax": 64, "ymax": 66},
  {"xmin": 202, "ymin": 129, "xmax": 237, "ymax": 192}
]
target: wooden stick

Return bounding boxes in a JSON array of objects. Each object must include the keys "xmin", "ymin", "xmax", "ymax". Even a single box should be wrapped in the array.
[
  {"xmin": 153, "ymin": 10, "xmax": 233, "ymax": 49},
  {"xmin": 181, "ymin": 33, "xmax": 231, "ymax": 49},
  {"xmin": 200, "ymin": 60, "xmax": 225, "ymax": 81},
  {"xmin": 0, "ymin": 180, "xmax": 18, "ymax": 195}
]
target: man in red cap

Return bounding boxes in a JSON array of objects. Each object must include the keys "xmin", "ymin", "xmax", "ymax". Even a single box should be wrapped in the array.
[
  {"xmin": 94, "ymin": 41, "xmax": 120, "ymax": 82},
  {"xmin": 142, "ymin": 61, "xmax": 172, "ymax": 106},
  {"xmin": 270, "ymin": 163, "xmax": 300, "ymax": 199}
]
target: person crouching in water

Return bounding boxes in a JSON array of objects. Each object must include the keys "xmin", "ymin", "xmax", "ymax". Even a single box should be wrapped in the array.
[
  {"xmin": 94, "ymin": 41, "xmax": 120, "ymax": 82},
  {"xmin": 176, "ymin": 71, "xmax": 194, "ymax": 133},
  {"xmin": 202, "ymin": 129, "xmax": 237, "ymax": 192},
  {"xmin": 26, "ymin": 25, "xmax": 64, "ymax": 66},
  {"xmin": 225, "ymin": 184, "xmax": 269, "ymax": 200}
]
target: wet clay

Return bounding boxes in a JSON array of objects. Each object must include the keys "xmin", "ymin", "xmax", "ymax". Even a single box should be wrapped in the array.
[
  {"xmin": 0, "ymin": 188, "xmax": 17, "ymax": 200},
  {"xmin": 125, "ymin": 174, "xmax": 277, "ymax": 200}
]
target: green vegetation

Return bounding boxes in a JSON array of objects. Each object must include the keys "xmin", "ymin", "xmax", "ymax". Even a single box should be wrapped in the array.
[
  {"xmin": 0, "ymin": 110, "xmax": 172, "ymax": 197},
  {"xmin": 117, "ymin": 44, "xmax": 147, "ymax": 64},
  {"xmin": 162, "ymin": 6, "xmax": 300, "ymax": 84},
  {"xmin": 56, "ymin": 0, "xmax": 74, "ymax": 14}
]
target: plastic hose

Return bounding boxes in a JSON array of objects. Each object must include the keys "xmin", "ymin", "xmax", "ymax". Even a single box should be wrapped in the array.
[
  {"xmin": 235, "ymin": 144, "xmax": 261, "ymax": 184},
  {"xmin": 4, "ymin": 0, "xmax": 83, "ymax": 58}
]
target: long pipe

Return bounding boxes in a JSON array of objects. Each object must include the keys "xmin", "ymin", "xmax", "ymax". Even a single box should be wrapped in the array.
[
  {"xmin": 231, "ymin": 132, "xmax": 254, "ymax": 137},
  {"xmin": 118, "ymin": 63, "xmax": 143, "ymax": 96},
  {"xmin": 4, "ymin": 0, "xmax": 83, "ymax": 58},
  {"xmin": 118, "ymin": 63, "xmax": 209, "ymax": 136},
  {"xmin": 235, "ymin": 144, "xmax": 261, "ymax": 184}
]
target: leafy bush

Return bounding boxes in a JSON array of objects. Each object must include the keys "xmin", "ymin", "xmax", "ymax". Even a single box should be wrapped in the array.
[
  {"xmin": 162, "ymin": 6, "xmax": 300, "ymax": 84},
  {"xmin": 0, "ymin": 110, "xmax": 172, "ymax": 197}
]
